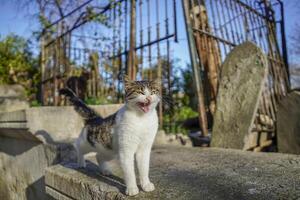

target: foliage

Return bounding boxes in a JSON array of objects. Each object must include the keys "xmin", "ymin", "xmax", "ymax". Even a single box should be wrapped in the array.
[
  {"xmin": 151, "ymin": 58, "xmax": 199, "ymax": 134},
  {"xmin": 0, "ymin": 34, "xmax": 40, "ymax": 100},
  {"xmin": 30, "ymin": 100, "xmax": 42, "ymax": 107}
]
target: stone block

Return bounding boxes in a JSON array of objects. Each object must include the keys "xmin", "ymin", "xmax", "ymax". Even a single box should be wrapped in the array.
[
  {"xmin": 45, "ymin": 163, "xmax": 125, "ymax": 200},
  {"xmin": 45, "ymin": 146, "xmax": 300, "ymax": 200},
  {"xmin": 0, "ymin": 84, "xmax": 26, "ymax": 98},
  {"xmin": 277, "ymin": 91, "xmax": 300, "ymax": 154},
  {"xmin": 243, "ymin": 132, "xmax": 258, "ymax": 151},
  {"xmin": 211, "ymin": 42, "xmax": 267, "ymax": 149},
  {"xmin": 0, "ymin": 104, "xmax": 122, "ymax": 200},
  {"xmin": 0, "ymin": 85, "xmax": 29, "ymax": 113}
]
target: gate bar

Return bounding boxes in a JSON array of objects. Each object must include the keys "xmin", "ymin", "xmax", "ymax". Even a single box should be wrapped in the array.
[{"xmin": 182, "ymin": 0, "xmax": 208, "ymax": 137}]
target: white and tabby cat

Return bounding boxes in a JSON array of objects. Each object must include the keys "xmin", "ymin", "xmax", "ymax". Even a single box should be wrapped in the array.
[{"xmin": 60, "ymin": 75, "xmax": 161, "ymax": 196}]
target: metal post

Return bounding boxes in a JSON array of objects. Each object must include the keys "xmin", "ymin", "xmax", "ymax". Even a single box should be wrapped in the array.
[
  {"xmin": 156, "ymin": 0, "xmax": 163, "ymax": 129},
  {"xmin": 182, "ymin": 0, "xmax": 208, "ymax": 136},
  {"xmin": 40, "ymin": 35, "xmax": 45, "ymax": 105},
  {"xmin": 128, "ymin": 0, "xmax": 137, "ymax": 80},
  {"xmin": 278, "ymin": 0, "xmax": 290, "ymax": 88}
]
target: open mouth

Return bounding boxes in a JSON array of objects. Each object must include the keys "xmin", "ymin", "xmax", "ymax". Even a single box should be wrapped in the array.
[{"xmin": 137, "ymin": 100, "xmax": 151, "ymax": 113}]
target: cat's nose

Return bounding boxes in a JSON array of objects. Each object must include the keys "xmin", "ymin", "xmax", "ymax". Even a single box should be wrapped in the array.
[{"xmin": 146, "ymin": 96, "xmax": 152, "ymax": 102}]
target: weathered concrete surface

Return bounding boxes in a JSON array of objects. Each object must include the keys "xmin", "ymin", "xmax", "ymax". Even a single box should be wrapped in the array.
[
  {"xmin": 211, "ymin": 42, "xmax": 267, "ymax": 149},
  {"xmin": 277, "ymin": 91, "xmax": 300, "ymax": 154},
  {"xmin": 0, "ymin": 104, "xmax": 121, "ymax": 200},
  {"xmin": 0, "ymin": 84, "xmax": 27, "ymax": 97},
  {"xmin": 0, "ymin": 84, "xmax": 29, "ymax": 113},
  {"xmin": 46, "ymin": 163, "xmax": 125, "ymax": 200},
  {"xmin": 0, "ymin": 136, "xmax": 58, "ymax": 200},
  {"xmin": 46, "ymin": 146, "xmax": 300, "ymax": 200},
  {"xmin": 0, "ymin": 134, "xmax": 78, "ymax": 200},
  {"xmin": 0, "ymin": 105, "xmax": 122, "ymax": 143}
]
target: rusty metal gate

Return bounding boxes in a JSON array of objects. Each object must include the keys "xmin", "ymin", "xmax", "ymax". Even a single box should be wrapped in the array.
[
  {"xmin": 41, "ymin": 0, "xmax": 177, "ymax": 105},
  {"xmin": 41, "ymin": 0, "xmax": 289, "ymax": 144},
  {"xmin": 183, "ymin": 0, "xmax": 289, "ymax": 148}
]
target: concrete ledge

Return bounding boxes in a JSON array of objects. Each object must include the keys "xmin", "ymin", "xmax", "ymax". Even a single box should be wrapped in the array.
[
  {"xmin": 46, "ymin": 163, "xmax": 125, "ymax": 200},
  {"xmin": 0, "ymin": 104, "xmax": 122, "ymax": 199},
  {"xmin": 0, "ymin": 104, "xmax": 122, "ymax": 143},
  {"xmin": 45, "ymin": 146, "xmax": 300, "ymax": 200}
]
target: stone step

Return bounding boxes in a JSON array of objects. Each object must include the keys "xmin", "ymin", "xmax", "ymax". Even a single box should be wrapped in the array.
[
  {"xmin": 0, "ymin": 110, "xmax": 26, "ymax": 122},
  {"xmin": 46, "ymin": 162, "xmax": 125, "ymax": 200},
  {"xmin": 0, "ymin": 105, "xmax": 122, "ymax": 143},
  {"xmin": 45, "ymin": 146, "xmax": 300, "ymax": 200}
]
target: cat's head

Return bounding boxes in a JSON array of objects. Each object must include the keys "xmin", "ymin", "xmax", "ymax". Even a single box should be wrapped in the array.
[{"xmin": 123, "ymin": 75, "xmax": 161, "ymax": 114}]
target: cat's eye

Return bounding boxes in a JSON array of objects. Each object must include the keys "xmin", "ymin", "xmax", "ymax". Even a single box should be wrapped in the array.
[
  {"xmin": 137, "ymin": 91, "xmax": 145, "ymax": 95},
  {"xmin": 151, "ymin": 90, "xmax": 158, "ymax": 94}
]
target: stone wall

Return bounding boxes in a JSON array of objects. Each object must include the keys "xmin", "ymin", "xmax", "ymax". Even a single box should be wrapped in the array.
[
  {"xmin": 0, "ymin": 137, "xmax": 58, "ymax": 200},
  {"xmin": 0, "ymin": 104, "xmax": 122, "ymax": 200},
  {"xmin": 277, "ymin": 91, "xmax": 300, "ymax": 154},
  {"xmin": 0, "ymin": 84, "xmax": 29, "ymax": 113}
]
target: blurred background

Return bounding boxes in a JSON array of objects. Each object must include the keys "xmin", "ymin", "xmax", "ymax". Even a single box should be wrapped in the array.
[{"xmin": 0, "ymin": 0, "xmax": 299, "ymax": 140}]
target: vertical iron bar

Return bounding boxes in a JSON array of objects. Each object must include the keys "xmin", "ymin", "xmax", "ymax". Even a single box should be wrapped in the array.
[
  {"xmin": 278, "ymin": 0, "xmax": 289, "ymax": 86},
  {"xmin": 118, "ymin": 2, "xmax": 123, "ymax": 102},
  {"xmin": 124, "ymin": 0, "xmax": 129, "ymax": 75},
  {"xmin": 139, "ymin": 0, "xmax": 144, "ymax": 79},
  {"xmin": 147, "ymin": 0, "xmax": 152, "ymax": 80},
  {"xmin": 173, "ymin": 0, "xmax": 178, "ymax": 42},
  {"xmin": 40, "ymin": 35, "xmax": 46, "ymax": 105},
  {"xmin": 156, "ymin": 0, "xmax": 163, "ymax": 129},
  {"xmin": 228, "ymin": 0, "xmax": 241, "ymax": 44},
  {"xmin": 182, "ymin": 0, "xmax": 208, "ymax": 137},
  {"xmin": 128, "ymin": 0, "xmax": 137, "ymax": 79},
  {"xmin": 112, "ymin": 4, "xmax": 117, "ymax": 98},
  {"xmin": 220, "ymin": 0, "xmax": 231, "ymax": 44},
  {"xmin": 223, "ymin": 0, "xmax": 236, "ymax": 44},
  {"xmin": 214, "ymin": 0, "xmax": 228, "ymax": 55},
  {"xmin": 245, "ymin": 0, "xmax": 257, "ymax": 42},
  {"xmin": 232, "ymin": 0, "xmax": 245, "ymax": 42},
  {"xmin": 165, "ymin": 0, "xmax": 171, "ymax": 94}
]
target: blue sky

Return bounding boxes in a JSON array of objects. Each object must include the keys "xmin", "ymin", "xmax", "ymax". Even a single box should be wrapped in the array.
[
  {"xmin": 0, "ymin": 1, "xmax": 39, "ymax": 38},
  {"xmin": 0, "ymin": 0, "xmax": 299, "ymax": 65}
]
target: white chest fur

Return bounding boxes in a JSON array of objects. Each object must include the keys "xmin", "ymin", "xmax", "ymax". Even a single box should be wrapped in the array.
[{"xmin": 114, "ymin": 106, "xmax": 159, "ymax": 150}]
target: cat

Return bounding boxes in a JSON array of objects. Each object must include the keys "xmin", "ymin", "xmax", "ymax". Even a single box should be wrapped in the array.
[{"xmin": 59, "ymin": 75, "xmax": 161, "ymax": 196}]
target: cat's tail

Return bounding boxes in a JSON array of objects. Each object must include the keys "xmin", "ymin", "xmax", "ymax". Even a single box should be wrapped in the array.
[{"xmin": 59, "ymin": 88, "xmax": 101, "ymax": 122}]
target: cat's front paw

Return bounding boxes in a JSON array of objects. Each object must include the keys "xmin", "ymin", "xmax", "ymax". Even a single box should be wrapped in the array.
[
  {"xmin": 77, "ymin": 162, "xmax": 86, "ymax": 169},
  {"xmin": 141, "ymin": 182, "xmax": 155, "ymax": 192},
  {"xmin": 99, "ymin": 168, "xmax": 112, "ymax": 176},
  {"xmin": 125, "ymin": 186, "xmax": 139, "ymax": 196},
  {"xmin": 99, "ymin": 163, "xmax": 112, "ymax": 176}
]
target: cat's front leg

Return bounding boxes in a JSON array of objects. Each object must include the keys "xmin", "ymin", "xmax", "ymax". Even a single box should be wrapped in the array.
[
  {"xmin": 74, "ymin": 143, "xmax": 86, "ymax": 168},
  {"xmin": 136, "ymin": 146, "xmax": 155, "ymax": 192},
  {"xmin": 119, "ymin": 150, "xmax": 139, "ymax": 196}
]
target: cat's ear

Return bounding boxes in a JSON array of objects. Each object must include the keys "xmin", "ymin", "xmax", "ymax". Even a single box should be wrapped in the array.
[
  {"xmin": 151, "ymin": 78, "xmax": 161, "ymax": 88},
  {"xmin": 123, "ymin": 75, "xmax": 130, "ymax": 82},
  {"xmin": 123, "ymin": 75, "xmax": 133, "ymax": 90}
]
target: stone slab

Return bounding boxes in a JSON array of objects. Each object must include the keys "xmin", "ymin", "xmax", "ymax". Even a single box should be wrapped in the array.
[
  {"xmin": 0, "ymin": 105, "xmax": 123, "ymax": 144},
  {"xmin": 46, "ymin": 146, "xmax": 300, "ymax": 200},
  {"xmin": 0, "ymin": 85, "xmax": 29, "ymax": 113},
  {"xmin": 0, "ymin": 98, "xmax": 29, "ymax": 113},
  {"xmin": 0, "ymin": 136, "xmax": 58, "ymax": 200},
  {"xmin": 0, "ymin": 104, "xmax": 122, "ymax": 200},
  {"xmin": 277, "ymin": 91, "xmax": 300, "ymax": 154},
  {"xmin": 0, "ymin": 109, "xmax": 26, "ymax": 122},
  {"xmin": 27, "ymin": 105, "xmax": 122, "ymax": 143},
  {"xmin": 211, "ymin": 42, "xmax": 267, "ymax": 149},
  {"xmin": 46, "ymin": 186, "xmax": 73, "ymax": 200},
  {"xmin": 0, "ymin": 85, "xmax": 27, "ymax": 98},
  {"xmin": 46, "ymin": 163, "xmax": 125, "ymax": 200}
]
